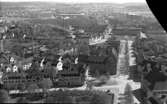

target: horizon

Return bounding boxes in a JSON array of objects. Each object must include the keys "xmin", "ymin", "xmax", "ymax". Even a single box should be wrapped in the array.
[{"xmin": 0, "ymin": 0, "xmax": 146, "ymax": 4}]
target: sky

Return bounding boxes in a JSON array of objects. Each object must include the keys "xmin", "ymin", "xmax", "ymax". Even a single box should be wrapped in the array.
[{"xmin": 0, "ymin": 0, "xmax": 146, "ymax": 4}]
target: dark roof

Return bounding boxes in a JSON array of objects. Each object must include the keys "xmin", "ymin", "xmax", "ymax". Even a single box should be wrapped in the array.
[
  {"xmin": 154, "ymin": 80, "xmax": 167, "ymax": 91},
  {"xmin": 144, "ymin": 71, "xmax": 167, "ymax": 90},
  {"xmin": 86, "ymin": 25, "xmax": 107, "ymax": 33},
  {"xmin": 112, "ymin": 28, "xmax": 141, "ymax": 36},
  {"xmin": 132, "ymin": 89, "xmax": 146, "ymax": 103},
  {"xmin": 87, "ymin": 56, "xmax": 107, "ymax": 63},
  {"xmin": 106, "ymin": 40, "xmax": 120, "ymax": 47},
  {"xmin": 78, "ymin": 55, "xmax": 88, "ymax": 63},
  {"xmin": 46, "ymin": 54, "xmax": 60, "ymax": 62}
]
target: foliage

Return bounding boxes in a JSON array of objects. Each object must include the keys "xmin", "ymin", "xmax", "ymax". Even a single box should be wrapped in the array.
[
  {"xmin": 90, "ymin": 94, "xmax": 107, "ymax": 104},
  {"xmin": 26, "ymin": 83, "xmax": 39, "ymax": 93},
  {"xmin": 0, "ymin": 89, "xmax": 10, "ymax": 103},
  {"xmin": 45, "ymin": 91, "xmax": 74, "ymax": 103},
  {"xmin": 45, "ymin": 89, "xmax": 113, "ymax": 104},
  {"xmin": 38, "ymin": 78, "xmax": 53, "ymax": 97},
  {"xmin": 17, "ymin": 83, "xmax": 26, "ymax": 91},
  {"xmin": 38, "ymin": 78, "xmax": 53, "ymax": 89},
  {"xmin": 16, "ymin": 97, "xmax": 29, "ymax": 103}
]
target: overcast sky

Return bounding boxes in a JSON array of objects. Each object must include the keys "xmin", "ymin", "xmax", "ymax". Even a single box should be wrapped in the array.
[{"xmin": 0, "ymin": 0, "xmax": 146, "ymax": 4}]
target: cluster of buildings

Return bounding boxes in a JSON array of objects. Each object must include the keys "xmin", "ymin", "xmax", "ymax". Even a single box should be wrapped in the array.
[
  {"xmin": 129, "ymin": 30, "xmax": 167, "ymax": 104},
  {"xmin": 0, "ymin": 52, "xmax": 88, "ymax": 90}
]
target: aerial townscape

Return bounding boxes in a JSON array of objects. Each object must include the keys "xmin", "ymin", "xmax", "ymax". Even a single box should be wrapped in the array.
[{"xmin": 0, "ymin": 1, "xmax": 166, "ymax": 104}]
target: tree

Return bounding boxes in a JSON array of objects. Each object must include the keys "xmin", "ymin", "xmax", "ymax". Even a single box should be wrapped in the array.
[
  {"xmin": 18, "ymin": 83, "xmax": 26, "ymax": 91},
  {"xmin": 90, "ymin": 94, "xmax": 106, "ymax": 104},
  {"xmin": 124, "ymin": 83, "xmax": 134, "ymax": 104},
  {"xmin": 17, "ymin": 97, "xmax": 29, "ymax": 103},
  {"xmin": 45, "ymin": 91, "xmax": 74, "ymax": 103},
  {"xmin": 86, "ymin": 81, "xmax": 93, "ymax": 90},
  {"xmin": 27, "ymin": 83, "xmax": 39, "ymax": 93},
  {"xmin": 0, "ymin": 89, "xmax": 10, "ymax": 103},
  {"xmin": 38, "ymin": 78, "xmax": 53, "ymax": 89},
  {"xmin": 38, "ymin": 78, "xmax": 53, "ymax": 97},
  {"xmin": 26, "ymin": 84, "xmax": 40, "ymax": 101}
]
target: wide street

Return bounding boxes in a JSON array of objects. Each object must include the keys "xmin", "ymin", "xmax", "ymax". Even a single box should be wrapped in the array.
[{"xmin": 93, "ymin": 39, "xmax": 141, "ymax": 104}]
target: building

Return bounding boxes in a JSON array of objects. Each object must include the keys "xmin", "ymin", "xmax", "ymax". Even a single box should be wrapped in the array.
[
  {"xmin": 87, "ymin": 55, "xmax": 117, "ymax": 76},
  {"xmin": 56, "ymin": 64, "xmax": 85, "ymax": 87},
  {"xmin": 112, "ymin": 27, "xmax": 142, "ymax": 40},
  {"xmin": 1, "ymin": 57, "xmax": 86, "ymax": 90}
]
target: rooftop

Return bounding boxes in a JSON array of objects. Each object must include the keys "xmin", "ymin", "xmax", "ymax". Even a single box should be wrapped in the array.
[
  {"xmin": 87, "ymin": 56, "xmax": 107, "ymax": 63},
  {"xmin": 112, "ymin": 28, "xmax": 141, "ymax": 36},
  {"xmin": 154, "ymin": 80, "xmax": 167, "ymax": 91}
]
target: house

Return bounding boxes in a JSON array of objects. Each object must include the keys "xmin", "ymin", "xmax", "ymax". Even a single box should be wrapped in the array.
[
  {"xmin": 54, "ymin": 63, "xmax": 86, "ymax": 87},
  {"xmin": 87, "ymin": 55, "xmax": 117, "ymax": 75}
]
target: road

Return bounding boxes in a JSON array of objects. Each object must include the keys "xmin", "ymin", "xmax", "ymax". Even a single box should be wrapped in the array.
[
  {"xmin": 115, "ymin": 39, "xmax": 140, "ymax": 104},
  {"xmin": 93, "ymin": 39, "xmax": 140, "ymax": 104},
  {"xmin": 93, "ymin": 40, "xmax": 129, "ymax": 104}
]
